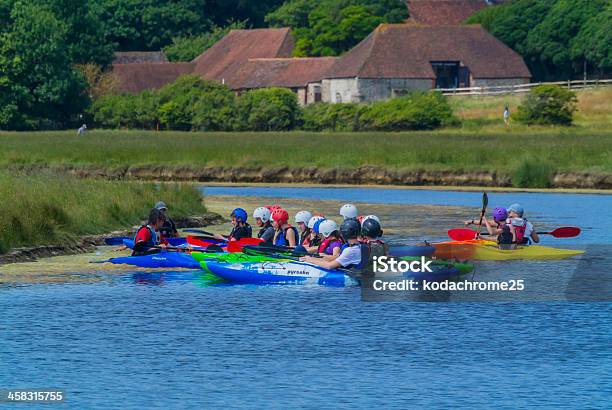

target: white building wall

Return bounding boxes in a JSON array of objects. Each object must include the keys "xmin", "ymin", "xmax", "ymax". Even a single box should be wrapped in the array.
[
  {"xmin": 357, "ymin": 78, "xmax": 433, "ymax": 101},
  {"xmin": 471, "ymin": 78, "xmax": 530, "ymax": 88},
  {"xmin": 321, "ymin": 78, "xmax": 359, "ymax": 103}
]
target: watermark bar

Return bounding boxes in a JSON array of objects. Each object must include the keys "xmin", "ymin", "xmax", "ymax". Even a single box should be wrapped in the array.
[{"xmin": 0, "ymin": 389, "xmax": 65, "ymax": 403}]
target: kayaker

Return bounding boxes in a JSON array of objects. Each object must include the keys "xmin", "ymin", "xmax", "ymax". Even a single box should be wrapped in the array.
[
  {"xmin": 360, "ymin": 218, "xmax": 388, "ymax": 259},
  {"xmin": 155, "ymin": 201, "xmax": 178, "ymax": 238},
  {"xmin": 507, "ymin": 203, "xmax": 539, "ymax": 244},
  {"xmin": 214, "ymin": 208, "xmax": 252, "ymax": 241},
  {"xmin": 301, "ymin": 219, "xmax": 368, "ymax": 272},
  {"xmin": 304, "ymin": 216, "xmax": 325, "ymax": 253},
  {"xmin": 253, "ymin": 207, "xmax": 274, "ymax": 244},
  {"xmin": 271, "ymin": 208, "xmax": 298, "ymax": 247},
  {"xmin": 132, "ymin": 208, "xmax": 169, "ymax": 256},
  {"xmin": 317, "ymin": 219, "xmax": 344, "ymax": 259},
  {"xmin": 483, "ymin": 207, "xmax": 516, "ymax": 249},
  {"xmin": 340, "ymin": 204, "xmax": 359, "ymax": 221},
  {"xmin": 295, "ymin": 211, "xmax": 313, "ymax": 246},
  {"xmin": 361, "ymin": 215, "xmax": 383, "ymax": 236}
]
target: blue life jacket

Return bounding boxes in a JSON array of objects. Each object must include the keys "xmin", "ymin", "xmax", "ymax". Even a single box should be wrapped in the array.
[
  {"xmin": 274, "ymin": 226, "xmax": 299, "ymax": 247},
  {"xmin": 339, "ymin": 243, "xmax": 370, "ymax": 270}
]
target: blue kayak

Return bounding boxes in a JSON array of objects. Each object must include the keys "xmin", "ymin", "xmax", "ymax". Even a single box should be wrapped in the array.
[
  {"xmin": 206, "ymin": 261, "xmax": 359, "ymax": 287},
  {"xmin": 121, "ymin": 237, "xmax": 188, "ymax": 250},
  {"xmin": 388, "ymin": 245, "xmax": 435, "ymax": 258},
  {"xmin": 108, "ymin": 252, "xmax": 201, "ymax": 269}
]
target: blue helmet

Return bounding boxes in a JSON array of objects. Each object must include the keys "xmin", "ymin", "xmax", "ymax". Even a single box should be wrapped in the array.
[
  {"xmin": 313, "ymin": 218, "xmax": 326, "ymax": 234},
  {"xmin": 231, "ymin": 208, "xmax": 248, "ymax": 223},
  {"xmin": 507, "ymin": 203, "xmax": 524, "ymax": 217}
]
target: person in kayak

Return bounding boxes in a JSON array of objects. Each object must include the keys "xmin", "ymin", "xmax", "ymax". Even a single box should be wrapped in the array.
[
  {"xmin": 301, "ymin": 219, "xmax": 368, "ymax": 272},
  {"xmin": 507, "ymin": 203, "xmax": 539, "ymax": 244},
  {"xmin": 340, "ymin": 204, "xmax": 359, "ymax": 221},
  {"xmin": 133, "ymin": 208, "xmax": 169, "ymax": 256},
  {"xmin": 295, "ymin": 210, "xmax": 313, "ymax": 246},
  {"xmin": 155, "ymin": 201, "xmax": 178, "ymax": 238},
  {"xmin": 317, "ymin": 219, "xmax": 344, "ymax": 259},
  {"xmin": 482, "ymin": 207, "xmax": 516, "ymax": 249},
  {"xmin": 360, "ymin": 218, "xmax": 388, "ymax": 260},
  {"xmin": 271, "ymin": 208, "xmax": 298, "ymax": 247},
  {"xmin": 214, "ymin": 208, "xmax": 252, "ymax": 241},
  {"xmin": 303, "ymin": 216, "xmax": 325, "ymax": 253},
  {"xmin": 253, "ymin": 207, "xmax": 274, "ymax": 244}
]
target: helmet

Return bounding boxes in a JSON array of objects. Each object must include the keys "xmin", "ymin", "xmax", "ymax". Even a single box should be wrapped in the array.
[
  {"xmin": 271, "ymin": 209, "xmax": 289, "ymax": 225},
  {"xmin": 492, "ymin": 207, "xmax": 508, "ymax": 222},
  {"xmin": 313, "ymin": 219, "xmax": 325, "ymax": 234},
  {"xmin": 269, "ymin": 204, "xmax": 282, "ymax": 212},
  {"xmin": 253, "ymin": 207, "xmax": 271, "ymax": 223},
  {"xmin": 361, "ymin": 218, "xmax": 382, "ymax": 238},
  {"xmin": 361, "ymin": 215, "xmax": 381, "ymax": 226},
  {"xmin": 295, "ymin": 211, "xmax": 313, "ymax": 225},
  {"xmin": 319, "ymin": 220, "xmax": 338, "ymax": 238},
  {"xmin": 308, "ymin": 215, "xmax": 325, "ymax": 229},
  {"xmin": 231, "ymin": 208, "xmax": 248, "ymax": 223},
  {"xmin": 507, "ymin": 203, "xmax": 524, "ymax": 217},
  {"xmin": 340, "ymin": 204, "xmax": 358, "ymax": 220},
  {"xmin": 340, "ymin": 218, "xmax": 361, "ymax": 240}
]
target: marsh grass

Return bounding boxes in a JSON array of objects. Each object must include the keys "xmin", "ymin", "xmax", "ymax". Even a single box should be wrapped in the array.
[{"xmin": 0, "ymin": 172, "xmax": 206, "ymax": 254}]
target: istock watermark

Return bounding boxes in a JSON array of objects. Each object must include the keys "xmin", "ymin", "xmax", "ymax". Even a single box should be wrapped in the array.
[{"xmin": 373, "ymin": 256, "xmax": 433, "ymax": 274}]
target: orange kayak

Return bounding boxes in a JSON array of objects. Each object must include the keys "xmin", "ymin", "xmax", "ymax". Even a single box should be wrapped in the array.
[{"xmin": 433, "ymin": 239, "xmax": 584, "ymax": 261}]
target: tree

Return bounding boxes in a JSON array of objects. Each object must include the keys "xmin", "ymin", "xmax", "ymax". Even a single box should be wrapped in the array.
[
  {"xmin": 0, "ymin": 2, "xmax": 87, "ymax": 130},
  {"xmin": 206, "ymin": 0, "xmax": 285, "ymax": 27},
  {"xmin": 76, "ymin": 63, "xmax": 120, "ymax": 101},
  {"xmin": 572, "ymin": 3, "xmax": 612, "ymax": 76},
  {"xmin": 235, "ymin": 88, "xmax": 301, "ymax": 131}
]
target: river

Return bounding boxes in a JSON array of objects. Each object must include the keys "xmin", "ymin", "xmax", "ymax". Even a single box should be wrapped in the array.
[{"xmin": 1, "ymin": 186, "xmax": 610, "ymax": 408}]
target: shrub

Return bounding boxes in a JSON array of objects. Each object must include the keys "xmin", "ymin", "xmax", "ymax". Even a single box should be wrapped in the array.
[
  {"xmin": 90, "ymin": 94, "xmax": 138, "ymax": 129},
  {"xmin": 515, "ymin": 85, "xmax": 577, "ymax": 126},
  {"xmin": 512, "ymin": 158, "xmax": 554, "ymax": 188},
  {"xmin": 302, "ymin": 102, "xmax": 367, "ymax": 131},
  {"xmin": 359, "ymin": 92, "xmax": 459, "ymax": 131},
  {"xmin": 236, "ymin": 88, "xmax": 301, "ymax": 131}
]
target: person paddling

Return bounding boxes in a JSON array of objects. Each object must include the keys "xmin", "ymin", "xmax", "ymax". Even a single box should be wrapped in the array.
[
  {"xmin": 507, "ymin": 203, "xmax": 539, "ymax": 244},
  {"xmin": 214, "ymin": 208, "xmax": 252, "ymax": 241},
  {"xmin": 155, "ymin": 201, "xmax": 178, "ymax": 238},
  {"xmin": 271, "ymin": 209, "xmax": 298, "ymax": 247},
  {"xmin": 133, "ymin": 208, "xmax": 169, "ymax": 256},
  {"xmin": 317, "ymin": 219, "xmax": 344, "ymax": 260},
  {"xmin": 253, "ymin": 207, "xmax": 275, "ymax": 244},
  {"xmin": 482, "ymin": 207, "xmax": 516, "ymax": 249},
  {"xmin": 295, "ymin": 211, "xmax": 313, "ymax": 246},
  {"xmin": 301, "ymin": 219, "xmax": 368, "ymax": 273}
]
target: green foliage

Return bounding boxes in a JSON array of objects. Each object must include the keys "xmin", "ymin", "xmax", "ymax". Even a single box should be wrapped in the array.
[
  {"xmin": 0, "ymin": 1, "xmax": 88, "ymax": 130},
  {"xmin": 515, "ymin": 85, "xmax": 577, "ymax": 126},
  {"xmin": 302, "ymin": 103, "xmax": 366, "ymax": 131},
  {"xmin": 164, "ymin": 21, "xmax": 247, "ymax": 62},
  {"xmin": 572, "ymin": 3, "xmax": 612, "ymax": 75},
  {"xmin": 0, "ymin": 171, "xmax": 206, "ymax": 254},
  {"xmin": 266, "ymin": 0, "xmax": 407, "ymax": 56},
  {"xmin": 512, "ymin": 158, "xmax": 554, "ymax": 188},
  {"xmin": 236, "ymin": 88, "xmax": 301, "ymax": 131},
  {"xmin": 90, "ymin": 93, "xmax": 137, "ymax": 128},
  {"xmin": 359, "ymin": 92, "xmax": 459, "ymax": 131}
]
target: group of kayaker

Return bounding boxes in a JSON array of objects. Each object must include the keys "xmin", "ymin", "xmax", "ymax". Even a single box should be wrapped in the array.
[{"xmin": 464, "ymin": 203, "xmax": 539, "ymax": 248}]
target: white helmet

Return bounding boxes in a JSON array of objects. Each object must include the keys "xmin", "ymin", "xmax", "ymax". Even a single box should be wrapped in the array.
[
  {"xmin": 340, "ymin": 204, "xmax": 358, "ymax": 220},
  {"xmin": 307, "ymin": 215, "xmax": 325, "ymax": 229},
  {"xmin": 295, "ymin": 211, "xmax": 313, "ymax": 225},
  {"xmin": 319, "ymin": 220, "xmax": 339, "ymax": 238},
  {"xmin": 362, "ymin": 215, "xmax": 381, "ymax": 226},
  {"xmin": 253, "ymin": 207, "xmax": 271, "ymax": 223}
]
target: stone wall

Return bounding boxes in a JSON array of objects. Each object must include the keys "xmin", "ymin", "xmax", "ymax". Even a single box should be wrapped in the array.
[
  {"xmin": 321, "ymin": 78, "xmax": 359, "ymax": 103},
  {"xmin": 357, "ymin": 78, "xmax": 433, "ymax": 101}
]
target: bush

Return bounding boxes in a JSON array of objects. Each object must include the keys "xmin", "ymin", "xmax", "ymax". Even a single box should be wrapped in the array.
[
  {"xmin": 302, "ymin": 102, "xmax": 367, "ymax": 131},
  {"xmin": 359, "ymin": 92, "xmax": 459, "ymax": 131},
  {"xmin": 236, "ymin": 88, "xmax": 301, "ymax": 131},
  {"xmin": 90, "ymin": 94, "xmax": 138, "ymax": 129},
  {"xmin": 512, "ymin": 158, "xmax": 554, "ymax": 188},
  {"xmin": 515, "ymin": 85, "xmax": 577, "ymax": 126}
]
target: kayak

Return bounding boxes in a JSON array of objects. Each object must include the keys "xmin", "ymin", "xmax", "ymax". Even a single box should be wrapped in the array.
[
  {"xmin": 107, "ymin": 251, "xmax": 201, "ymax": 269},
  {"xmin": 433, "ymin": 239, "xmax": 584, "ymax": 261},
  {"xmin": 206, "ymin": 261, "xmax": 359, "ymax": 287},
  {"xmin": 121, "ymin": 238, "xmax": 189, "ymax": 249},
  {"xmin": 389, "ymin": 244, "xmax": 435, "ymax": 258},
  {"xmin": 400, "ymin": 256, "xmax": 474, "ymax": 280},
  {"xmin": 193, "ymin": 252, "xmax": 290, "ymax": 273}
]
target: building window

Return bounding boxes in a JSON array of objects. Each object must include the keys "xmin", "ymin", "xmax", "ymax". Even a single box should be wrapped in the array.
[
  {"xmin": 335, "ymin": 92, "xmax": 342, "ymax": 103},
  {"xmin": 314, "ymin": 85, "xmax": 322, "ymax": 103},
  {"xmin": 391, "ymin": 89, "xmax": 409, "ymax": 98}
]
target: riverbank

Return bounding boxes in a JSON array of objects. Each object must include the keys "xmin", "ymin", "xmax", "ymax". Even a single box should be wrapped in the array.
[{"xmin": 0, "ymin": 172, "xmax": 223, "ymax": 264}]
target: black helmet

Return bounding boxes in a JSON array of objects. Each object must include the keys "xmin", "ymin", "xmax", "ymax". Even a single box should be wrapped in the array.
[
  {"xmin": 340, "ymin": 218, "xmax": 361, "ymax": 240},
  {"xmin": 361, "ymin": 218, "xmax": 382, "ymax": 238}
]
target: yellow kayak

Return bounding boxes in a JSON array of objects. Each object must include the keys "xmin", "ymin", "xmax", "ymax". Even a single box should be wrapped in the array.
[{"xmin": 433, "ymin": 239, "xmax": 584, "ymax": 261}]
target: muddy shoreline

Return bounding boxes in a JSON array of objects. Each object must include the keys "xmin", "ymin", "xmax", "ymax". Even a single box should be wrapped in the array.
[
  {"xmin": 11, "ymin": 165, "xmax": 612, "ymax": 190},
  {"xmin": 0, "ymin": 213, "xmax": 224, "ymax": 266}
]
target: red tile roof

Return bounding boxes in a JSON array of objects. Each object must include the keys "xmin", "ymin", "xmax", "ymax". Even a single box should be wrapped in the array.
[
  {"xmin": 193, "ymin": 28, "xmax": 294, "ymax": 84},
  {"xmin": 325, "ymin": 24, "xmax": 531, "ymax": 80},
  {"xmin": 113, "ymin": 51, "xmax": 168, "ymax": 64},
  {"xmin": 407, "ymin": 0, "xmax": 489, "ymax": 25},
  {"xmin": 113, "ymin": 63, "xmax": 195, "ymax": 94},
  {"xmin": 229, "ymin": 57, "xmax": 338, "ymax": 89}
]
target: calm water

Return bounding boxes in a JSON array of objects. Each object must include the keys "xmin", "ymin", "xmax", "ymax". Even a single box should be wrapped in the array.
[{"xmin": 1, "ymin": 187, "xmax": 611, "ymax": 408}]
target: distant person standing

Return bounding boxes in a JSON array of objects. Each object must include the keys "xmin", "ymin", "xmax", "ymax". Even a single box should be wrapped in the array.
[
  {"xmin": 503, "ymin": 105, "xmax": 510, "ymax": 126},
  {"xmin": 77, "ymin": 124, "xmax": 87, "ymax": 135}
]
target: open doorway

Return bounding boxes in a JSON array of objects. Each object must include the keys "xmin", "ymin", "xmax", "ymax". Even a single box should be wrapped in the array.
[{"xmin": 431, "ymin": 61, "xmax": 461, "ymax": 89}]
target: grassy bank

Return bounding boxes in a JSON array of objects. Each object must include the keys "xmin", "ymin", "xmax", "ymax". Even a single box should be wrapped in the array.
[{"xmin": 0, "ymin": 172, "xmax": 206, "ymax": 254}]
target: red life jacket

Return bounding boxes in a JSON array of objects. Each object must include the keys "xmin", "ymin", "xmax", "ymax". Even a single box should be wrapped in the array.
[{"xmin": 510, "ymin": 218, "xmax": 527, "ymax": 244}]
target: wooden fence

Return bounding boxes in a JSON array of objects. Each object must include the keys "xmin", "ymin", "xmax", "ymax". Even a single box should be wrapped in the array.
[{"xmin": 437, "ymin": 79, "xmax": 612, "ymax": 96}]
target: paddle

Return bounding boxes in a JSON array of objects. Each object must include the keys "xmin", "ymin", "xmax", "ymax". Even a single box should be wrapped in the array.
[
  {"xmin": 226, "ymin": 238, "xmax": 265, "ymax": 253},
  {"xmin": 183, "ymin": 229, "xmax": 215, "ymax": 236},
  {"xmin": 448, "ymin": 226, "xmax": 581, "ymax": 241},
  {"xmin": 104, "ymin": 237, "xmax": 131, "ymax": 246},
  {"xmin": 476, "ymin": 192, "xmax": 488, "ymax": 238}
]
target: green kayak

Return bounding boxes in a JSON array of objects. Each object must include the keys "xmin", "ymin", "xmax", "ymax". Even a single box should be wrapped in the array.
[
  {"xmin": 192, "ymin": 251, "xmax": 291, "ymax": 273},
  {"xmin": 401, "ymin": 256, "xmax": 474, "ymax": 276}
]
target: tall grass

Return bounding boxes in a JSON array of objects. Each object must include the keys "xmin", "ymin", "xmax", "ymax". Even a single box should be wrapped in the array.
[{"xmin": 0, "ymin": 172, "xmax": 206, "ymax": 254}]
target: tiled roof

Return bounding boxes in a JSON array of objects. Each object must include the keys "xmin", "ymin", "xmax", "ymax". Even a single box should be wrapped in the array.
[
  {"xmin": 113, "ymin": 51, "xmax": 169, "ymax": 64},
  {"xmin": 193, "ymin": 28, "xmax": 294, "ymax": 84},
  {"xmin": 113, "ymin": 63, "xmax": 195, "ymax": 94},
  {"xmin": 229, "ymin": 57, "xmax": 338, "ymax": 89},
  {"xmin": 407, "ymin": 0, "xmax": 489, "ymax": 25},
  {"xmin": 324, "ymin": 24, "xmax": 531, "ymax": 80}
]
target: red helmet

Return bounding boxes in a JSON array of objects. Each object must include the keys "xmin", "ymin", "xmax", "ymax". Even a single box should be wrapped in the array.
[{"xmin": 271, "ymin": 209, "xmax": 289, "ymax": 225}]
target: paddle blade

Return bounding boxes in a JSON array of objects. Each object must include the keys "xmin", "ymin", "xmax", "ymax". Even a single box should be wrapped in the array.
[
  {"xmin": 448, "ymin": 228, "xmax": 478, "ymax": 241},
  {"xmin": 549, "ymin": 227, "xmax": 581, "ymax": 238},
  {"xmin": 183, "ymin": 229, "xmax": 215, "ymax": 236},
  {"xmin": 237, "ymin": 238, "xmax": 264, "ymax": 246},
  {"xmin": 482, "ymin": 192, "xmax": 488, "ymax": 209}
]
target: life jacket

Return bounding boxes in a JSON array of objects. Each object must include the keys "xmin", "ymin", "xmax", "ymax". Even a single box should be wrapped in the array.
[
  {"xmin": 274, "ymin": 225, "xmax": 299, "ymax": 247},
  {"xmin": 497, "ymin": 224, "xmax": 513, "ymax": 246},
  {"xmin": 300, "ymin": 229, "xmax": 311, "ymax": 246},
  {"xmin": 318, "ymin": 237, "xmax": 343, "ymax": 255},
  {"xmin": 132, "ymin": 225, "xmax": 160, "ymax": 256},
  {"xmin": 509, "ymin": 218, "xmax": 527, "ymax": 244},
  {"xmin": 339, "ymin": 243, "xmax": 370, "ymax": 271},
  {"xmin": 159, "ymin": 218, "xmax": 176, "ymax": 237},
  {"xmin": 257, "ymin": 223, "xmax": 273, "ymax": 240},
  {"xmin": 229, "ymin": 224, "xmax": 252, "ymax": 241}
]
